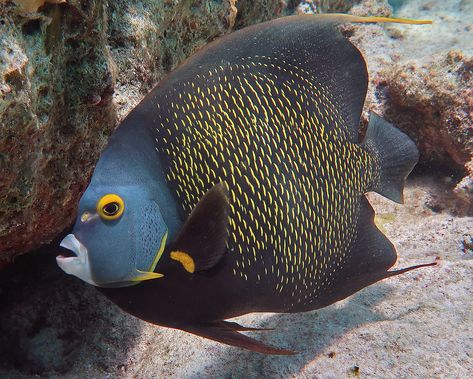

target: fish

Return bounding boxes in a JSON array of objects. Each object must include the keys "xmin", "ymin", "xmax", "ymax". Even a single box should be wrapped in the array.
[{"xmin": 56, "ymin": 14, "xmax": 435, "ymax": 355}]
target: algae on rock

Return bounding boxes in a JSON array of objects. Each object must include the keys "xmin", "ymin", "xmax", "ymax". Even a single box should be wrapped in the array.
[{"xmin": 1, "ymin": 0, "xmax": 115, "ymax": 262}]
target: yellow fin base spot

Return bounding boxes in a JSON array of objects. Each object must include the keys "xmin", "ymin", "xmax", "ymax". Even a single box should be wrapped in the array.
[
  {"xmin": 318, "ymin": 13, "xmax": 433, "ymax": 25},
  {"xmin": 129, "ymin": 269, "xmax": 164, "ymax": 282},
  {"xmin": 170, "ymin": 251, "xmax": 196, "ymax": 273}
]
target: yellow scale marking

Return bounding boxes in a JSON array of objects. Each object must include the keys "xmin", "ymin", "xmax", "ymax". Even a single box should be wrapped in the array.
[{"xmin": 155, "ymin": 54, "xmax": 374, "ymax": 306}]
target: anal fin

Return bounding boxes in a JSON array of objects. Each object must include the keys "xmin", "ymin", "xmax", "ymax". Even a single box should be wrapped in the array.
[
  {"xmin": 321, "ymin": 197, "xmax": 434, "ymax": 306},
  {"xmin": 350, "ymin": 196, "xmax": 398, "ymax": 277},
  {"xmin": 351, "ymin": 197, "xmax": 436, "ymax": 281},
  {"xmin": 219, "ymin": 320, "xmax": 274, "ymax": 332}
]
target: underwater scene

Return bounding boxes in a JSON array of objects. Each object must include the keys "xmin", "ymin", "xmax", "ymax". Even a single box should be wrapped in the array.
[{"xmin": 0, "ymin": 0, "xmax": 472, "ymax": 377}]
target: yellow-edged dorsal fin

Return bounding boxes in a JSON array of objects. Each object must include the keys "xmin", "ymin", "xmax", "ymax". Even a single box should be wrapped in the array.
[{"xmin": 316, "ymin": 13, "xmax": 432, "ymax": 25}]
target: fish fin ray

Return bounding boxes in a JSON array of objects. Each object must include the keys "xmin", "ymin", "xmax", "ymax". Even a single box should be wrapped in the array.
[
  {"xmin": 182, "ymin": 322, "xmax": 295, "ymax": 355},
  {"xmin": 314, "ymin": 13, "xmax": 432, "ymax": 25},
  {"xmin": 128, "ymin": 269, "xmax": 164, "ymax": 282},
  {"xmin": 318, "ymin": 197, "xmax": 397, "ymax": 306},
  {"xmin": 219, "ymin": 321, "xmax": 274, "ymax": 332},
  {"xmin": 170, "ymin": 182, "xmax": 230, "ymax": 272},
  {"xmin": 385, "ymin": 261, "xmax": 437, "ymax": 277},
  {"xmin": 350, "ymin": 196, "xmax": 398, "ymax": 275}
]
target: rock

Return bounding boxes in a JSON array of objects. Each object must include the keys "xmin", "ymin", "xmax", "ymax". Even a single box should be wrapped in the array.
[
  {"xmin": 350, "ymin": 0, "xmax": 392, "ymax": 16},
  {"xmin": 0, "ymin": 0, "xmax": 286, "ymax": 264},
  {"xmin": 1, "ymin": 0, "xmax": 116, "ymax": 263},
  {"xmin": 0, "ymin": 246, "xmax": 143, "ymax": 376},
  {"xmin": 381, "ymin": 51, "xmax": 473, "ymax": 187},
  {"xmin": 0, "ymin": 1, "xmax": 472, "ymax": 376},
  {"xmin": 295, "ymin": 0, "xmax": 358, "ymax": 14},
  {"xmin": 12, "ymin": 0, "xmax": 66, "ymax": 14},
  {"xmin": 24, "ymin": 327, "xmax": 64, "ymax": 372}
]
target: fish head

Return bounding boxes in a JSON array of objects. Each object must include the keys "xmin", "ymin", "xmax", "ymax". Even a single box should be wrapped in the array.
[{"xmin": 57, "ymin": 183, "xmax": 168, "ymax": 287}]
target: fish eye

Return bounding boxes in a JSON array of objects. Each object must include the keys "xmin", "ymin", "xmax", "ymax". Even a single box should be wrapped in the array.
[{"xmin": 97, "ymin": 194, "xmax": 125, "ymax": 220}]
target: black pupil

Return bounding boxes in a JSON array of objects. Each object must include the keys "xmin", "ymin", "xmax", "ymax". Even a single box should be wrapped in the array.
[{"xmin": 103, "ymin": 202, "xmax": 119, "ymax": 216}]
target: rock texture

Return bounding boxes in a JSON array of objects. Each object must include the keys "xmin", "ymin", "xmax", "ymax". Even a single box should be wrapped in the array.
[
  {"xmin": 0, "ymin": 0, "xmax": 286, "ymax": 264},
  {"xmin": 1, "ymin": 0, "xmax": 116, "ymax": 263}
]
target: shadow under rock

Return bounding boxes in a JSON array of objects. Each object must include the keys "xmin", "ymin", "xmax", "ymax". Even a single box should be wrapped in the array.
[
  {"xmin": 197, "ymin": 283, "xmax": 394, "ymax": 379},
  {"xmin": 0, "ymin": 239, "xmax": 142, "ymax": 378}
]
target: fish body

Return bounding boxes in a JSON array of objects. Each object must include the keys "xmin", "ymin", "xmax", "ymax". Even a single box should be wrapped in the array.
[{"xmin": 57, "ymin": 15, "xmax": 434, "ymax": 354}]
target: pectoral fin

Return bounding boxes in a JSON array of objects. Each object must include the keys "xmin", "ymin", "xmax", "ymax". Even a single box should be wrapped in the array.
[
  {"xmin": 170, "ymin": 182, "xmax": 230, "ymax": 273},
  {"xmin": 182, "ymin": 322, "xmax": 295, "ymax": 355}
]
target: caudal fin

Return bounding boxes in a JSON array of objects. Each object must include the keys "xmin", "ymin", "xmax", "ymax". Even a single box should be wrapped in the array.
[{"xmin": 363, "ymin": 113, "xmax": 419, "ymax": 203}]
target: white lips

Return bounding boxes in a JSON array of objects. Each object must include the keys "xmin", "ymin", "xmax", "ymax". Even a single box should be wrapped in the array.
[{"xmin": 57, "ymin": 234, "xmax": 98, "ymax": 286}]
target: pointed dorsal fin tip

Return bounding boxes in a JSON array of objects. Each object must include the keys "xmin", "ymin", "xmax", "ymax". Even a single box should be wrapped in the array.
[{"xmin": 314, "ymin": 13, "xmax": 432, "ymax": 25}]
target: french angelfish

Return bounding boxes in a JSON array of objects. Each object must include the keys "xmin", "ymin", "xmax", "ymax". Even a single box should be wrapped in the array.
[{"xmin": 57, "ymin": 14, "xmax": 435, "ymax": 354}]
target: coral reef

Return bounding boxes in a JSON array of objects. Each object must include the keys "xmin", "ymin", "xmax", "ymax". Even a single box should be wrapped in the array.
[
  {"xmin": 1, "ymin": 0, "xmax": 116, "ymax": 262},
  {"xmin": 0, "ymin": 0, "xmax": 286, "ymax": 263},
  {"xmin": 382, "ymin": 51, "xmax": 472, "ymax": 186},
  {"xmin": 295, "ymin": 0, "xmax": 359, "ymax": 14}
]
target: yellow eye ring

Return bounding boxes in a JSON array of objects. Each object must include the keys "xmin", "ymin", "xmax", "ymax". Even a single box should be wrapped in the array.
[{"xmin": 97, "ymin": 194, "xmax": 125, "ymax": 220}]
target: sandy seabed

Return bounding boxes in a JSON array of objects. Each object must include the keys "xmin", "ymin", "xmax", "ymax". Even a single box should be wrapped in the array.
[{"xmin": 1, "ymin": 0, "xmax": 472, "ymax": 377}]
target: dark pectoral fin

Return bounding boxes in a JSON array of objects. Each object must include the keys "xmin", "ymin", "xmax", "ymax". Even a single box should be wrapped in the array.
[
  {"xmin": 182, "ymin": 322, "xmax": 295, "ymax": 355},
  {"xmin": 170, "ymin": 182, "xmax": 230, "ymax": 273}
]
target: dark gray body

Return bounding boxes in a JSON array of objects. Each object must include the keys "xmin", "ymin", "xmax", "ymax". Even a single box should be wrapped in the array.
[{"xmin": 95, "ymin": 15, "xmax": 428, "ymax": 353}]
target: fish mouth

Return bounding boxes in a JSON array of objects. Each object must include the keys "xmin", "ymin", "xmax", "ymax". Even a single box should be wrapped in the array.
[
  {"xmin": 56, "ymin": 234, "xmax": 98, "ymax": 286},
  {"xmin": 57, "ymin": 234, "xmax": 88, "ymax": 265}
]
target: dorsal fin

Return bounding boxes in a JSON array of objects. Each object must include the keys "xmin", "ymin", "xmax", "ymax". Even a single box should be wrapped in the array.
[{"xmin": 152, "ymin": 15, "xmax": 370, "ymax": 142}]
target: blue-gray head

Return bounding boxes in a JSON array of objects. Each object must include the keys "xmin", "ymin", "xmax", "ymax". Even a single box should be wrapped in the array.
[{"xmin": 56, "ymin": 124, "xmax": 179, "ymax": 287}]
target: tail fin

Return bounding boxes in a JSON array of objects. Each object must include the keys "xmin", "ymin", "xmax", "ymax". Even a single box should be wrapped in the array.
[{"xmin": 362, "ymin": 113, "xmax": 419, "ymax": 203}]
